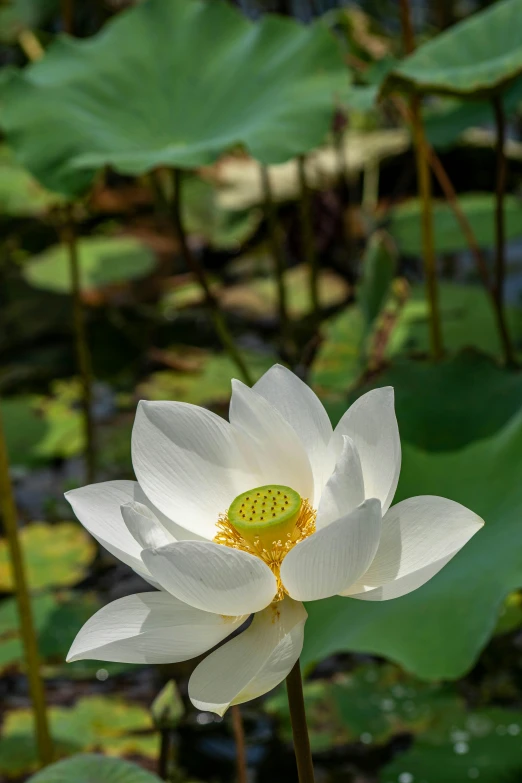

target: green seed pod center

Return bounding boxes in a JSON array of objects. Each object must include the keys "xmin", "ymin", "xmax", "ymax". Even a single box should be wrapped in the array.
[{"xmin": 228, "ymin": 485, "xmax": 302, "ymax": 550}]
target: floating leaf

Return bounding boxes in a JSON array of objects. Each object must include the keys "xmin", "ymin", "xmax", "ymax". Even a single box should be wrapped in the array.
[
  {"xmin": 384, "ymin": 0, "xmax": 522, "ymax": 99},
  {"xmin": 382, "ymin": 706, "xmax": 522, "ymax": 783},
  {"xmin": 303, "ymin": 403, "xmax": 522, "ymax": 679},
  {"xmin": 23, "ymin": 236, "xmax": 157, "ymax": 294},
  {"xmin": 0, "ymin": 697, "xmax": 157, "ymax": 775},
  {"xmin": 0, "ymin": 522, "xmax": 96, "ymax": 592},
  {"xmin": 0, "ymin": 591, "xmax": 100, "ymax": 674},
  {"xmin": 222, "ymin": 265, "xmax": 350, "ymax": 320},
  {"xmin": 388, "ymin": 194, "xmax": 522, "ymax": 256},
  {"xmin": 28, "ymin": 754, "xmax": 163, "ymax": 783},
  {"xmin": 386, "ymin": 282, "xmax": 522, "ymax": 361},
  {"xmin": 1, "ymin": 0, "xmax": 347, "ymax": 196},
  {"xmin": 139, "ymin": 349, "xmax": 276, "ymax": 406}
]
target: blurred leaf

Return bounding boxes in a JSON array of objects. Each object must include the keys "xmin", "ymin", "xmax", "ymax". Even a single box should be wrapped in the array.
[
  {"xmin": 139, "ymin": 349, "xmax": 275, "ymax": 406},
  {"xmin": 1, "ymin": 0, "xmax": 347, "ymax": 196},
  {"xmin": 386, "ymin": 282, "xmax": 522, "ymax": 361},
  {"xmin": 388, "ymin": 194, "xmax": 522, "ymax": 256},
  {"xmin": 27, "ymin": 754, "xmax": 163, "ymax": 783},
  {"xmin": 0, "ymin": 697, "xmax": 157, "ymax": 775},
  {"xmin": 151, "ymin": 680, "xmax": 184, "ymax": 730},
  {"xmin": 311, "ymin": 305, "xmax": 365, "ymax": 399},
  {"xmin": 0, "ymin": 591, "xmax": 100, "ymax": 673},
  {"xmin": 23, "ymin": 236, "xmax": 156, "ymax": 294},
  {"xmin": 424, "ymin": 76, "xmax": 522, "ymax": 149},
  {"xmin": 0, "ymin": 522, "xmax": 95, "ymax": 591},
  {"xmin": 494, "ymin": 592, "xmax": 522, "ymax": 636},
  {"xmin": 382, "ymin": 706, "xmax": 522, "ymax": 783},
  {"xmin": 303, "ymin": 404, "xmax": 522, "ymax": 679},
  {"xmin": 267, "ymin": 663, "xmax": 458, "ymax": 752},
  {"xmin": 0, "ymin": 145, "xmax": 62, "ymax": 216},
  {"xmin": 0, "ymin": 395, "xmax": 47, "ymax": 467},
  {"xmin": 222, "ymin": 265, "xmax": 350, "ymax": 320},
  {"xmin": 0, "ymin": 0, "xmax": 58, "ymax": 44},
  {"xmin": 351, "ymin": 351, "xmax": 522, "ymax": 451},
  {"xmin": 182, "ymin": 175, "xmax": 262, "ymax": 251},
  {"xmin": 384, "ymin": 0, "xmax": 522, "ymax": 98},
  {"xmin": 359, "ymin": 231, "xmax": 397, "ymax": 331}
]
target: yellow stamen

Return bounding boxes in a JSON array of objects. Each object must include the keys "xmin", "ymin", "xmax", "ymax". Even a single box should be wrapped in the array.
[{"xmin": 214, "ymin": 485, "xmax": 316, "ymax": 601}]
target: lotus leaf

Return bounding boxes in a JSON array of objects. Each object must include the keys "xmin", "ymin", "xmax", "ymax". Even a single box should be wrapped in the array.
[
  {"xmin": 303, "ymin": 404, "xmax": 522, "ymax": 679},
  {"xmin": 1, "ymin": 0, "xmax": 347, "ymax": 196},
  {"xmin": 27, "ymin": 754, "xmax": 163, "ymax": 783},
  {"xmin": 384, "ymin": 0, "xmax": 522, "ymax": 99},
  {"xmin": 0, "ymin": 521, "xmax": 96, "ymax": 591}
]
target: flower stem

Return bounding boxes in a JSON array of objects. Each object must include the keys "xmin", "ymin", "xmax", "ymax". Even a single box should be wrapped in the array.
[
  {"xmin": 158, "ymin": 729, "xmax": 171, "ymax": 780},
  {"xmin": 0, "ymin": 403, "xmax": 53, "ymax": 765},
  {"xmin": 286, "ymin": 659, "xmax": 315, "ymax": 783},
  {"xmin": 61, "ymin": 0, "xmax": 74, "ymax": 33},
  {"xmin": 297, "ymin": 156, "xmax": 319, "ymax": 327},
  {"xmin": 61, "ymin": 209, "xmax": 96, "ymax": 484},
  {"xmin": 492, "ymin": 95, "xmax": 516, "ymax": 366},
  {"xmin": 231, "ymin": 705, "xmax": 247, "ymax": 783},
  {"xmin": 399, "ymin": 0, "xmax": 443, "ymax": 361},
  {"xmin": 170, "ymin": 168, "xmax": 253, "ymax": 385},
  {"xmin": 259, "ymin": 164, "xmax": 294, "ymax": 363}
]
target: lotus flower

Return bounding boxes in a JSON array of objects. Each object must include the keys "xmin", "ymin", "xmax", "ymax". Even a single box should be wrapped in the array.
[{"xmin": 66, "ymin": 365, "xmax": 483, "ymax": 715}]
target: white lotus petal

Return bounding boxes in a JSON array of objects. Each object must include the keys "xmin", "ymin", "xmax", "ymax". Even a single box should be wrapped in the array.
[
  {"xmin": 67, "ymin": 592, "xmax": 246, "ymax": 664},
  {"xmin": 65, "ymin": 481, "xmax": 150, "ymax": 576},
  {"xmin": 121, "ymin": 501, "xmax": 175, "ymax": 550},
  {"xmin": 229, "ymin": 380, "xmax": 314, "ymax": 500},
  {"xmin": 342, "ymin": 495, "xmax": 484, "ymax": 599},
  {"xmin": 345, "ymin": 554, "xmax": 454, "ymax": 601},
  {"xmin": 316, "ymin": 436, "xmax": 365, "ymax": 530},
  {"xmin": 132, "ymin": 401, "xmax": 261, "ymax": 539},
  {"xmin": 331, "ymin": 387, "xmax": 401, "ymax": 514},
  {"xmin": 189, "ymin": 597, "xmax": 307, "ymax": 715},
  {"xmin": 253, "ymin": 364, "xmax": 334, "ymax": 503},
  {"xmin": 280, "ymin": 499, "xmax": 382, "ymax": 601},
  {"xmin": 142, "ymin": 541, "xmax": 277, "ymax": 615}
]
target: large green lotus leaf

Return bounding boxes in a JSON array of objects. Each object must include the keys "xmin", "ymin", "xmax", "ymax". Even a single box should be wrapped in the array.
[
  {"xmin": 302, "ymin": 404, "xmax": 522, "ymax": 679},
  {"xmin": 0, "ymin": 696, "xmax": 157, "ymax": 775},
  {"xmin": 0, "ymin": 521, "xmax": 95, "ymax": 591},
  {"xmin": 382, "ymin": 706, "xmax": 522, "ymax": 783},
  {"xmin": 350, "ymin": 351, "xmax": 522, "ymax": 452},
  {"xmin": 0, "ymin": 0, "xmax": 58, "ymax": 44},
  {"xmin": 0, "ymin": 0, "xmax": 347, "ymax": 197},
  {"xmin": 386, "ymin": 282, "xmax": 522, "ymax": 362},
  {"xmin": 0, "ymin": 591, "xmax": 100, "ymax": 674},
  {"xmin": 383, "ymin": 0, "xmax": 522, "ymax": 99},
  {"xmin": 28, "ymin": 754, "xmax": 163, "ymax": 783},
  {"xmin": 0, "ymin": 145, "xmax": 62, "ymax": 216},
  {"xmin": 23, "ymin": 236, "xmax": 156, "ymax": 293},
  {"xmin": 389, "ymin": 194, "xmax": 522, "ymax": 256}
]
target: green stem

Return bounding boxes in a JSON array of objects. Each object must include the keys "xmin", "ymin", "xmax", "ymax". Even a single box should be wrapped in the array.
[
  {"xmin": 158, "ymin": 729, "xmax": 171, "ymax": 780},
  {"xmin": 286, "ymin": 660, "xmax": 315, "ymax": 783},
  {"xmin": 259, "ymin": 164, "xmax": 293, "ymax": 361},
  {"xmin": 170, "ymin": 169, "xmax": 253, "ymax": 385},
  {"xmin": 62, "ymin": 209, "xmax": 96, "ymax": 484},
  {"xmin": 0, "ymin": 404, "xmax": 53, "ymax": 765},
  {"xmin": 61, "ymin": 0, "xmax": 74, "ymax": 33},
  {"xmin": 492, "ymin": 95, "xmax": 515, "ymax": 366},
  {"xmin": 231, "ymin": 705, "xmax": 247, "ymax": 783},
  {"xmin": 399, "ymin": 0, "xmax": 443, "ymax": 361},
  {"xmin": 297, "ymin": 156, "xmax": 320, "ymax": 327}
]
